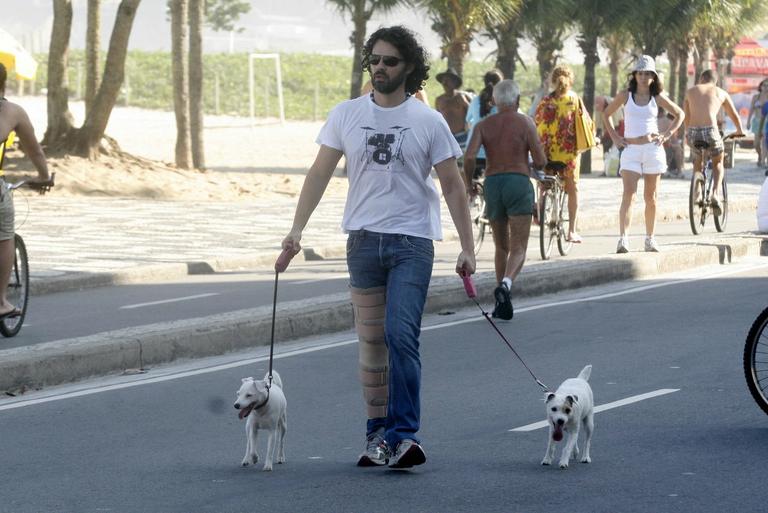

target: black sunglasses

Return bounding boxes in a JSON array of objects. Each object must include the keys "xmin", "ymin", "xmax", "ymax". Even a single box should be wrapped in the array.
[{"xmin": 369, "ymin": 54, "xmax": 403, "ymax": 67}]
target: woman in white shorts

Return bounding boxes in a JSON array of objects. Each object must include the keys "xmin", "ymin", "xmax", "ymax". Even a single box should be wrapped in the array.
[{"xmin": 602, "ymin": 55, "xmax": 684, "ymax": 253}]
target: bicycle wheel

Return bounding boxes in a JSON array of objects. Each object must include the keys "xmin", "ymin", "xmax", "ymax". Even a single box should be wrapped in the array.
[
  {"xmin": 714, "ymin": 178, "xmax": 728, "ymax": 232},
  {"xmin": 688, "ymin": 171, "xmax": 706, "ymax": 235},
  {"xmin": 539, "ymin": 189, "xmax": 556, "ymax": 260},
  {"xmin": 469, "ymin": 188, "xmax": 486, "ymax": 255},
  {"xmin": 744, "ymin": 306, "xmax": 768, "ymax": 416},
  {"xmin": 0, "ymin": 234, "xmax": 29, "ymax": 337},
  {"xmin": 557, "ymin": 188, "xmax": 573, "ymax": 256}
]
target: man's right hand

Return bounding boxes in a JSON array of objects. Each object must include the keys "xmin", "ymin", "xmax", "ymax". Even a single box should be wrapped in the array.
[{"xmin": 281, "ymin": 229, "xmax": 303, "ymax": 257}]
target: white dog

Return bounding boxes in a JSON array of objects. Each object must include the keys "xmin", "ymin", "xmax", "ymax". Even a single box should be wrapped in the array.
[
  {"xmin": 234, "ymin": 370, "xmax": 287, "ymax": 471},
  {"xmin": 541, "ymin": 365, "xmax": 594, "ymax": 469}
]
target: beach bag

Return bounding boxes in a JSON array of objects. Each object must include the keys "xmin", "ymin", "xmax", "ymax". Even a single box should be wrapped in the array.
[
  {"xmin": 604, "ymin": 146, "xmax": 620, "ymax": 177},
  {"xmin": 575, "ymin": 97, "xmax": 596, "ymax": 153}
]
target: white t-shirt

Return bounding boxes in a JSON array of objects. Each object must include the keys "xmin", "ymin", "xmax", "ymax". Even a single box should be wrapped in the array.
[
  {"xmin": 317, "ymin": 94, "xmax": 461, "ymax": 240},
  {"xmin": 757, "ymin": 177, "xmax": 768, "ymax": 232}
]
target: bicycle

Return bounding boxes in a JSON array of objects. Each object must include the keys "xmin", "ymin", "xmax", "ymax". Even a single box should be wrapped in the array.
[
  {"xmin": 468, "ymin": 178, "xmax": 489, "ymax": 255},
  {"xmin": 0, "ymin": 173, "xmax": 55, "ymax": 337},
  {"xmin": 744, "ymin": 305, "xmax": 768, "ymax": 415},
  {"xmin": 688, "ymin": 133, "xmax": 744, "ymax": 235},
  {"xmin": 534, "ymin": 161, "xmax": 572, "ymax": 260}
]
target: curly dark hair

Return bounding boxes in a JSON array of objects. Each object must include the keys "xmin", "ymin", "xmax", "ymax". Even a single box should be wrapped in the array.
[
  {"xmin": 361, "ymin": 25, "xmax": 430, "ymax": 95},
  {"xmin": 628, "ymin": 71, "xmax": 664, "ymax": 97}
]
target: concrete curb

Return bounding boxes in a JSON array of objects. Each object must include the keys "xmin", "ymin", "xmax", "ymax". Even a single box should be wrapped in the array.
[
  {"xmin": 29, "ymin": 197, "xmax": 757, "ymax": 297},
  {"xmin": 2, "ymin": 234, "xmax": 762, "ymax": 393}
]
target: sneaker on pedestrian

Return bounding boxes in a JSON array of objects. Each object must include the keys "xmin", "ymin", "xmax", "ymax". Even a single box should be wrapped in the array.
[
  {"xmin": 357, "ymin": 430, "xmax": 390, "ymax": 467},
  {"xmin": 616, "ymin": 236, "xmax": 629, "ymax": 254},
  {"xmin": 388, "ymin": 439, "xmax": 426, "ymax": 469},
  {"xmin": 493, "ymin": 282, "xmax": 513, "ymax": 320},
  {"xmin": 644, "ymin": 236, "xmax": 660, "ymax": 253}
]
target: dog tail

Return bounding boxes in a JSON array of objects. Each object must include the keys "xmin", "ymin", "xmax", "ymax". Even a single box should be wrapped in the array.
[
  {"xmin": 578, "ymin": 365, "xmax": 592, "ymax": 382},
  {"xmin": 267, "ymin": 370, "xmax": 283, "ymax": 389}
]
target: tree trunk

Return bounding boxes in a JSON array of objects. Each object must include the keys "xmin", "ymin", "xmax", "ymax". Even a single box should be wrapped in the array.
[
  {"xmin": 579, "ymin": 34, "xmax": 599, "ymax": 175},
  {"xmin": 43, "ymin": 0, "xmax": 75, "ymax": 147},
  {"xmin": 75, "ymin": 0, "xmax": 142, "ymax": 159},
  {"xmin": 349, "ymin": 0, "xmax": 368, "ymax": 99},
  {"xmin": 85, "ymin": 0, "xmax": 101, "ymax": 118},
  {"xmin": 667, "ymin": 46, "xmax": 678, "ymax": 107},
  {"xmin": 609, "ymin": 56, "xmax": 619, "ymax": 97},
  {"xmin": 677, "ymin": 45, "xmax": 688, "ymax": 108},
  {"xmin": 170, "ymin": 0, "xmax": 191, "ymax": 169},
  {"xmin": 188, "ymin": 0, "xmax": 205, "ymax": 169},
  {"xmin": 446, "ymin": 40, "xmax": 467, "ymax": 78},
  {"xmin": 495, "ymin": 29, "xmax": 519, "ymax": 80}
]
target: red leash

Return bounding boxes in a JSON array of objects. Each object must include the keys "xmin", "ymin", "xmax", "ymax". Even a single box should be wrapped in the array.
[{"xmin": 461, "ymin": 275, "xmax": 549, "ymax": 392}]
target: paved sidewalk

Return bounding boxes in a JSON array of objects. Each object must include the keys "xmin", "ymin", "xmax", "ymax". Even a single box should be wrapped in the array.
[{"xmin": 17, "ymin": 155, "xmax": 767, "ymax": 294}]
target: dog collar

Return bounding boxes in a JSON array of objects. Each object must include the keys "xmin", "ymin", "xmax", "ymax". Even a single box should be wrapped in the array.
[{"xmin": 253, "ymin": 388, "xmax": 270, "ymax": 410}]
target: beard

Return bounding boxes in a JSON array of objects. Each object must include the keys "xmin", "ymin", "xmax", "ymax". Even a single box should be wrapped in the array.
[{"xmin": 371, "ymin": 68, "xmax": 408, "ymax": 94}]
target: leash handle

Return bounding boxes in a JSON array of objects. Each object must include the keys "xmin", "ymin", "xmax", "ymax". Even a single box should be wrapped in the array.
[
  {"xmin": 275, "ymin": 249, "xmax": 296, "ymax": 273},
  {"xmin": 461, "ymin": 274, "xmax": 477, "ymax": 298}
]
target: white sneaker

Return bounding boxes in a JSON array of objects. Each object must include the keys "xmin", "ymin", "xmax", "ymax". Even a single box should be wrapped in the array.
[
  {"xmin": 644, "ymin": 236, "xmax": 660, "ymax": 252},
  {"xmin": 616, "ymin": 236, "xmax": 629, "ymax": 254}
]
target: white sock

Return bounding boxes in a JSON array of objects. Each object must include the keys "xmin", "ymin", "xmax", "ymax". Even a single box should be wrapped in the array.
[{"xmin": 502, "ymin": 277, "xmax": 512, "ymax": 290}]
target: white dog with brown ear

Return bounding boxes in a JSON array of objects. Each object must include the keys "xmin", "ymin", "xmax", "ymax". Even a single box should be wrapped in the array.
[
  {"xmin": 542, "ymin": 365, "xmax": 593, "ymax": 469},
  {"xmin": 234, "ymin": 371, "xmax": 287, "ymax": 471}
]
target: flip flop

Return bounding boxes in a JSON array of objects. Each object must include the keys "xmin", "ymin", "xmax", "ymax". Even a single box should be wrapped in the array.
[
  {"xmin": 567, "ymin": 233, "xmax": 583, "ymax": 243},
  {"xmin": 0, "ymin": 307, "xmax": 22, "ymax": 319}
]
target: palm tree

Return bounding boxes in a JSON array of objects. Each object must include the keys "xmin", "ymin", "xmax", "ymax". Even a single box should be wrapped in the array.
[
  {"xmin": 519, "ymin": 0, "xmax": 570, "ymax": 86},
  {"xmin": 415, "ymin": 0, "xmax": 517, "ymax": 77},
  {"xmin": 601, "ymin": 30, "xmax": 631, "ymax": 97},
  {"xmin": 327, "ymin": 0, "xmax": 406, "ymax": 99}
]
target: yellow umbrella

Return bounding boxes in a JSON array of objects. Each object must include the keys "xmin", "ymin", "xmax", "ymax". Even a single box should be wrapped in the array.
[{"xmin": 0, "ymin": 28, "xmax": 37, "ymax": 80}]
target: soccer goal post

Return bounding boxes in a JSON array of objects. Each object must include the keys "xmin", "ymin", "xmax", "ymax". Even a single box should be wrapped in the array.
[{"xmin": 248, "ymin": 53, "xmax": 285, "ymax": 125}]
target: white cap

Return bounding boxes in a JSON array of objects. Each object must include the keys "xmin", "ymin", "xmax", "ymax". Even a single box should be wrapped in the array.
[{"xmin": 633, "ymin": 55, "xmax": 657, "ymax": 74}]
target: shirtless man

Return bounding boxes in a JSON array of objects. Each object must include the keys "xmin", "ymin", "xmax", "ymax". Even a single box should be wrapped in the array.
[
  {"xmin": 683, "ymin": 69, "xmax": 744, "ymax": 215},
  {"xmin": 0, "ymin": 63, "xmax": 51, "ymax": 319},
  {"xmin": 435, "ymin": 68, "xmax": 471, "ymax": 149},
  {"xmin": 464, "ymin": 79, "xmax": 547, "ymax": 320}
]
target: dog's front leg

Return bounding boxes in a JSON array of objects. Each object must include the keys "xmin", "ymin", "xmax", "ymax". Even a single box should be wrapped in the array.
[
  {"xmin": 242, "ymin": 420, "xmax": 259, "ymax": 466},
  {"xmin": 262, "ymin": 431, "xmax": 275, "ymax": 471},
  {"xmin": 559, "ymin": 427, "xmax": 580, "ymax": 469},
  {"xmin": 581, "ymin": 414, "xmax": 593, "ymax": 464},
  {"xmin": 541, "ymin": 427, "xmax": 556, "ymax": 466}
]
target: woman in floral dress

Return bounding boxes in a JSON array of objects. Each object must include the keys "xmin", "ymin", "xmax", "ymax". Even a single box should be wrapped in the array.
[{"xmin": 534, "ymin": 64, "xmax": 585, "ymax": 243}]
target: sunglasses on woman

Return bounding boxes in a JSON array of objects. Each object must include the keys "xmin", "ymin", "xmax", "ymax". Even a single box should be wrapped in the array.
[{"xmin": 369, "ymin": 54, "xmax": 403, "ymax": 67}]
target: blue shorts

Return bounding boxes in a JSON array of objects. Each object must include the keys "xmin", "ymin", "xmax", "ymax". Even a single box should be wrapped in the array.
[{"xmin": 483, "ymin": 173, "xmax": 534, "ymax": 219}]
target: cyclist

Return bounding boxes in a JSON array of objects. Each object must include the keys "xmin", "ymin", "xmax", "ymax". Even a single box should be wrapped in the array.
[
  {"xmin": 683, "ymin": 69, "xmax": 744, "ymax": 217},
  {"xmin": 464, "ymin": 79, "xmax": 546, "ymax": 320},
  {"xmin": 0, "ymin": 63, "xmax": 51, "ymax": 319}
]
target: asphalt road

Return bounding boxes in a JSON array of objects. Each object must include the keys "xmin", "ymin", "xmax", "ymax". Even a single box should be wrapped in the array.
[
  {"xmin": 1, "ymin": 258, "xmax": 767, "ymax": 513},
  {"xmin": 0, "ymin": 210, "xmax": 759, "ymax": 350}
]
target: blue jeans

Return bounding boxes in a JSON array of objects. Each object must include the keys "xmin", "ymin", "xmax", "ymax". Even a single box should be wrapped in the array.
[{"xmin": 346, "ymin": 230, "xmax": 434, "ymax": 447}]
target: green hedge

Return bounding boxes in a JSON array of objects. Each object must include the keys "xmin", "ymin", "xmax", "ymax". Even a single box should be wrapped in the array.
[{"xmin": 10, "ymin": 50, "xmax": 618, "ymax": 120}]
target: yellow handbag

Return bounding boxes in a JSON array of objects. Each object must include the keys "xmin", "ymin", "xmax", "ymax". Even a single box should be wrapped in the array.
[{"xmin": 575, "ymin": 97, "xmax": 596, "ymax": 154}]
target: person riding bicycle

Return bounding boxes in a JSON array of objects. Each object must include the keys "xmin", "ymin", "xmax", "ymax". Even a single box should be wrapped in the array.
[
  {"xmin": 683, "ymin": 69, "xmax": 744, "ymax": 217},
  {"xmin": 0, "ymin": 63, "xmax": 51, "ymax": 319},
  {"xmin": 464, "ymin": 79, "xmax": 546, "ymax": 320}
]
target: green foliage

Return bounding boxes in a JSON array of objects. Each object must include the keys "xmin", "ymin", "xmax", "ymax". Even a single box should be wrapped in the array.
[
  {"xmin": 14, "ymin": 50, "xmax": 617, "ymax": 120},
  {"xmin": 206, "ymin": 0, "xmax": 251, "ymax": 32}
]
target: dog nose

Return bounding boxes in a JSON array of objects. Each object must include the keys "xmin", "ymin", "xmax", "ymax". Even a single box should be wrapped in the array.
[
  {"xmin": 557, "ymin": 419, "xmax": 565, "ymax": 426},
  {"xmin": 234, "ymin": 403, "xmax": 240, "ymax": 409}
]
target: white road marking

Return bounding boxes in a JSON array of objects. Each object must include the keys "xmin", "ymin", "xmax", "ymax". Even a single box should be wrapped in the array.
[
  {"xmin": 2, "ymin": 262, "xmax": 765, "ymax": 410},
  {"xmin": 508, "ymin": 388, "xmax": 680, "ymax": 432},
  {"xmin": 120, "ymin": 293, "xmax": 220, "ymax": 310},
  {"xmin": 291, "ymin": 275, "xmax": 346, "ymax": 285}
]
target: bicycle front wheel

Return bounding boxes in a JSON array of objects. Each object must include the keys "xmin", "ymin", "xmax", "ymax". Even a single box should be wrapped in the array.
[
  {"xmin": 0, "ymin": 234, "xmax": 29, "ymax": 337},
  {"xmin": 557, "ymin": 188, "xmax": 573, "ymax": 256},
  {"xmin": 469, "ymin": 189, "xmax": 486, "ymax": 255},
  {"xmin": 688, "ymin": 171, "xmax": 706, "ymax": 235},
  {"xmin": 714, "ymin": 179, "xmax": 728, "ymax": 232},
  {"xmin": 744, "ymin": 306, "xmax": 768, "ymax": 416},
  {"xmin": 539, "ymin": 190, "xmax": 556, "ymax": 260}
]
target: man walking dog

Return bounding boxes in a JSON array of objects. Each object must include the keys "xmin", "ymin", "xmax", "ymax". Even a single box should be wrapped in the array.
[{"xmin": 280, "ymin": 26, "xmax": 475, "ymax": 469}]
